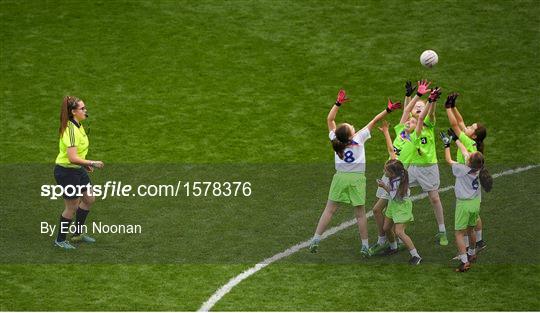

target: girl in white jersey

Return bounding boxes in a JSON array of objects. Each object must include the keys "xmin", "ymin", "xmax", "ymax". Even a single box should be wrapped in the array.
[
  {"xmin": 377, "ymin": 159, "xmax": 422, "ymax": 265},
  {"xmin": 442, "ymin": 136, "xmax": 493, "ymax": 272},
  {"xmin": 309, "ymin": 89, "xmax": 401, "ymax": 257}
]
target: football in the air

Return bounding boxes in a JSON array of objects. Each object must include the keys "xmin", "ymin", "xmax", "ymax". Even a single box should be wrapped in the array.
[{"xmin": 420, "ymin": 50, "xmax": 438, "ymax": 68}]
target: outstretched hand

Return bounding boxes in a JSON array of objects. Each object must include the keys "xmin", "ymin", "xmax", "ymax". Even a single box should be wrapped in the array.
[
  {"xmin": 378, "ymin": 120, "xmax": 390, "ymax": 133},
  {"xmin": 386, "ymin": 98, "xmax": 402, "ymax": 113},
  {"xmin": 440, "ymin": 131, "xmax": 452, "ymax": 148},
  {"xmin": 445, "ymin": 92, "xmax": 459, "ymax": 108},
  {"xmin": 335, "ymin": 89, "xmax": 350, "ymax": 106},
  {"xmin": 428, "ymin": 87, "xmax": 442, "ymax": 103},
  {"xmin": 417, "ymin": 79, "xmax": 432, "ymax": 96},
  {"xmin": 405, "ymin": 81, "xmax": 417, "ymax": 97}
]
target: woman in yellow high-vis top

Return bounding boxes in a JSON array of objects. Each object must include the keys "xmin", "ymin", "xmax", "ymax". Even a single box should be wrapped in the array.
[{"xmin": 53, "ymin": 96, "xmax": 103, "ymax": 249}]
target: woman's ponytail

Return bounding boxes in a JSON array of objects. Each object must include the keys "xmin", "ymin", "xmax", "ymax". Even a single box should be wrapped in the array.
[{"xmin": 59, "ymin": 96, "xmax": 80, "ymax": 137}]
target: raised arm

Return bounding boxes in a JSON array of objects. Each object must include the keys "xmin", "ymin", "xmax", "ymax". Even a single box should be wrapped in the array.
[
  {"xmin": 429, "ymin": 95, "xmax": 437, "ymax": 122},
  {"xmin": 327, "ymin": 89, "xmax": 349, "ymax": 132},
  {"xmin": 452, "ymin": 106, "xmax": 467, "ymax": 131},
  {"xmin": 378, "ymin": 120, "xmax": 397, "ymax": 159},
  {"xmin": 444, "ymin": 93, "xmax": 462, "ymax": 136},
  {"xmin": 415, "ymin": 87, "xmax": 441, "ymax": 136},
  {"xmin": 401, "ymin": 81, "xmax": 415, "ymax": 119},
  {"xmin": 456, "ymin": 140, "xmax": 470, "ymax": 160},
  {"xmin": 400, "ymin": 80, "xmax": 431, "ymax": 124},
  {"xmin": 365, "ymin": 99, "xmax": 401, "ymax": 131},
  {"xmin": 440, "ymin": 131, "xmax": 457, "ymax": 165}
]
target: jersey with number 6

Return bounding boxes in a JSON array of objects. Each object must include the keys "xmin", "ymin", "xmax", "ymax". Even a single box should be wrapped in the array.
[
  {"xmin": 452, "ymin": 163, "xmax": 481, "ymax": 200},
  {"xmin": 329, "ymin": 127, "xmax": 371, "ymax": 172},
  {"xmin": 409, "ymin": 116, "xmax": 438, "ymax": 165},
  {"xmin": 392, "ymin": 123, "xmax": 416, "ymax": 166}
]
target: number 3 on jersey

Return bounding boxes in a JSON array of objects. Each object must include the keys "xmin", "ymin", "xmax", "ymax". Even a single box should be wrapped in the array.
[{"xmin": 344, "ymin": 150, "xmax": 355, "ymax": 163}]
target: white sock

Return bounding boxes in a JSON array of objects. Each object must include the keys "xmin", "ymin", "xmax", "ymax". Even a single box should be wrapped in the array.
[
  {"xmin": 476, "ymin": 230, "xmax": 483, "ymax": 242},
  {"xmin": 398, "ymin": 237, "xmax": 404, "ymax": 244},
  {"xmin": 438, "ymin": 224, "xmax": 446, "ymax": 233},
  {"xmin": 389, "ymin": 241, "xmax": 398, "ymax": 250},
  {"xmin": 459, "ymin": 253, "xmax": 468, "ymax": 263},
  {"xmin": 463, "ymin": 235, "xmax": 470, "ymax": 248},
  {"xmin": 378, "ymin": 235, "xmax": 387, "ymax": 245},
  {"xmin": 467, "ymin": 248, "xmax": 476, "ymax": 256},
  {"xmin": 409, "ymin": 248, "xmax": 420, "ymax": 258},
  {"xmin": 361, "ymin": 239, "xmax": 369, "ymax": 249},
  {"xmin": 312, "ymin": 234, "xmax": 321, "ymax": 242}
]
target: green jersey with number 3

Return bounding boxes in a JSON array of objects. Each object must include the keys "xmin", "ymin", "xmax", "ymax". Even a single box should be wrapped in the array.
[
  {"xmin": 409, "ymin": 116, "xmax": 438, "ymax": 165},
  {"xmin": 457, "ymin": 132, "xmax": 477, "ymax": 164}
]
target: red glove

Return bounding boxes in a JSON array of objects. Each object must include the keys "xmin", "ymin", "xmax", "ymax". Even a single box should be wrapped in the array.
[
  {"xmin": 416, "ymin": 79, "xmax": 432, "ymax": 96},
  {"xmin": 428, "ymin": 87, "xmax": 442, "ymax": 103},
  {"xmin": 386, "ymin": 98, "xmax": 402, "ymax": 113},
  {"xmin": 335, "ymin": 89, "xmax": 349, "ymax": 106}
]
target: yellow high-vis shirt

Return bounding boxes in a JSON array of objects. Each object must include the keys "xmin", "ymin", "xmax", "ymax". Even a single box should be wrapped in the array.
[{"xmin": 55, "ymin": 120, "xmax": 89, "ymax": 168}]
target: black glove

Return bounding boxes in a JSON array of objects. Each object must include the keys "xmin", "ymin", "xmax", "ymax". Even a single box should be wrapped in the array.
[
  {"xmin": 405, "ymin": 81, "xmax": 416, "ymax": 97},
  {"xmin": 428, "ymin": 87, "xmax": 442, "ymax": 103},
  {"xmin": 447, "ymin": 128, "xmax": 459, "ymax": 141},
  {"xmin": 440, "ymin": 131, "xmax": 452, "ymax": 148},
  {"xmin": 445, "ymin": 92, "xmax": 459, "ymax": 109}
]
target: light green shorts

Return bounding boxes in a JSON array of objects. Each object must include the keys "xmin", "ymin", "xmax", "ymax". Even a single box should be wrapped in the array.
[
  {"xmin": 385, "ymin": 198, "xmax": 413, "ymax": 224},
  {"xmin": 455, "ymin": 198, "xmax": 481, "ymax": 230},
  {"xmin": 328, "ymin": 172, "xmax": 366, "ymax": 206}
]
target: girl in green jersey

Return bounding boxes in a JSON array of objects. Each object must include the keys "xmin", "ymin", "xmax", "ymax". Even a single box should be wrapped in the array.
[
  {"xmin": 444, "ymin": 92, "xmax": 488, "ymax": 252},
  {"xmin": 369, "ymin": 81, "xmax": 426, "ymax": 255}
]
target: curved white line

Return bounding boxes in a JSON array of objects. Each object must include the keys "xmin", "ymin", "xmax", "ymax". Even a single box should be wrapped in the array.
[{"xmin": 199, "ymin": 164, "xmax": 539, "ymax": 312}]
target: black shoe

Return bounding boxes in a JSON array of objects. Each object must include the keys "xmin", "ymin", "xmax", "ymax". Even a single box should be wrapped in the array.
[
  {"xmin": 409, "ymin": 256, "xmax": 422, "ymax": 265},
  {"xmin": 382, "ymin": 247, "xmax": 398, "ymax": 256},
  {"xmin": 455, "ymin": 261, "xmax": 471, "ymax": 272},
  {"xmin": 467, "ymin": 253, "xmax": 477, "ymax": 263},
  {"xmin": 476, "ymin": 240, "xmax": 487, "ymax": 252}
]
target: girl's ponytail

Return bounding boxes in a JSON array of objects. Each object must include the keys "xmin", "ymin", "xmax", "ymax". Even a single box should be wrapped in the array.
[
  {"xmin": 479, "ymin": 167, "xmax": 493, "ymax": 192},
  {"xmin": 332, "ymin": 124, "xmax": 352, "ymax": 160},
  {"xmin": 474, "ymin": 123, "xmax": 487, "ymax": 154},
  {"xmin": 332, "ymin": 139, "xmax": 349, "ymax": 160},
  {"xmin": 398, "ymin": 167, "xmax": 409, "ymax": 199},
  {"xmin": 469, "ymin": 151, "xmax": 492, "ymax": 192}
]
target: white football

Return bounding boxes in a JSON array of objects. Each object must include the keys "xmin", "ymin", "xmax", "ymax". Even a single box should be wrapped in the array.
[{"xmin": 420, "ymin": 50, "xmax": 438, "ymax": 68}]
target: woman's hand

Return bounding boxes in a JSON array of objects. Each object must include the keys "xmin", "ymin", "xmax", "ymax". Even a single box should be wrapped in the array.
[{"xmin": 90, "ymin": 161, "xmax": 104, "ymax": 169}]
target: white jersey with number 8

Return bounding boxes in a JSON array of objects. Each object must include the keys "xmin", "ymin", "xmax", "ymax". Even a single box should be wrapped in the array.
[{"xmin": 329, "ymin": 127, "xmax": 371, "ymax": 172}]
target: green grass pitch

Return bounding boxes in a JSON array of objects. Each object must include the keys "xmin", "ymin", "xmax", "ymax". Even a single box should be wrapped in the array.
[{"xmin": 1, "ymin": 0, "xmax": 539, "ymax": 311}]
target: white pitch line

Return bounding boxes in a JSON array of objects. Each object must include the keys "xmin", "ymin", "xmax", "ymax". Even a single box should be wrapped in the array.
[{"xmin": 198, "ymin": 164, "xmax": 539, "ymax": 312}]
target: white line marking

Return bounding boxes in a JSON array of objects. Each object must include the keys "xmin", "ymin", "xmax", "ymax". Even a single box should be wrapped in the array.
[{"xmin": 198, "ymin": 164, "xmax": 539, "ymax": 312}]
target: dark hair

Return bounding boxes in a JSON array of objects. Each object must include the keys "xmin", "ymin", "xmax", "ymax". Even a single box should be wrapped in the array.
[
  {"xmin": 59, "ymin": 96, "xmax": 81, "ymax": 136},
  {"xmin": 384, "ymin": 159, "xmax": 409, "ymax": 199},
  {"xmin": 469, "ymin": 151, "xmax": 493, "ymax": 192},
  {"xmin": 474, "ymin": 123, "xmax": 487, "ymax": 154},
  {"xmin": 331, "ymin": 124, "xmax": 353, "ymax": 159}
]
